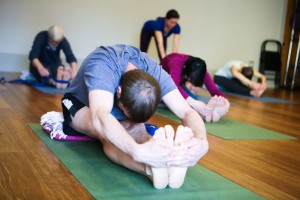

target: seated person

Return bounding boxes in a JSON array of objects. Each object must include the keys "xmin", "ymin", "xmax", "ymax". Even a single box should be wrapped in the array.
[
  {"xmin": 29, "ymin": 25, "xmax": 78, "ymax": 89},
  {"xmin": 214, "ymin": 60, "xmax": 267, "ymax": 97},
  {"xmin": 161, "ymin": 53, "xmax": 230, "ymax": 122},
  {"xmin": 43, "ymin": 45, "xmax": 209, "ymax": 189}
]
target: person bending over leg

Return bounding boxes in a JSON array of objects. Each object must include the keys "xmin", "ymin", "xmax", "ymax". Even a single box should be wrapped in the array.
[
  {"xmin": 161, "ymin": 53, "xmax": 230, "ymax": 122},
  {"xmin": 59, "ymin": 45, "xmax": 209, "ymax": 189}
]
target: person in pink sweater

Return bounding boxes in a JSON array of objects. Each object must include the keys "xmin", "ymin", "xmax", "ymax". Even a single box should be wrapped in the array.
[{"xmin": 161, "ymin": 53, "xmax": 230, "ymax": 122}]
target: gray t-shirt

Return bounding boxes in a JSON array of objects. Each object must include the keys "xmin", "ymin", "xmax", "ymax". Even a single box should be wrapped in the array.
[{"xmin": 67, "ymin": 44, "xmax": 176, "ymax": 120}]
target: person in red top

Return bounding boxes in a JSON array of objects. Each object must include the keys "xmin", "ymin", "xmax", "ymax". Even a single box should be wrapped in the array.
[{"xmin": 161, "ymin": 53, "xmax": 230, "ymax": 122}]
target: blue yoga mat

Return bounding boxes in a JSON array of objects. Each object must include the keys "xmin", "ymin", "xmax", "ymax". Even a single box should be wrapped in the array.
[
  {"xmin": 216, "ymin": 85, "xmax": 295, "ymax": 104},
  {"xmin": 9, "ymin": 79, "xmax": 67, "ymax": 94},
  {"xmin": 223, "ymin": 91, "xmax": 296, "ymax": 103},
  {"xmin": 33, "ymin": 85, "xmax": 67, "ymax": 94}
]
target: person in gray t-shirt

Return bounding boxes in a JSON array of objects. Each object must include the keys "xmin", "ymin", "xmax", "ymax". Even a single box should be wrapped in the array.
[{"xmin": 60, "ymin": 44, "xmax": 208, "ymax": 189}]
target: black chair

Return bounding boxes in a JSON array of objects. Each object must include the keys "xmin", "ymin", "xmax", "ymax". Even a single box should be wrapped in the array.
[{"xmin": 259, "ymin": 40, "xmax": 282, "ymax": 88}]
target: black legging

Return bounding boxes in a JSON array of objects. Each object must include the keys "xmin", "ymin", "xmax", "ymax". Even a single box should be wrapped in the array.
[
  {"xmin": 214, "ymin": 75, "xmax": 251, "ymax": 96},
  {"xmin": 140, "ymin": 29, "xmax": 167, "ymax": 61}
]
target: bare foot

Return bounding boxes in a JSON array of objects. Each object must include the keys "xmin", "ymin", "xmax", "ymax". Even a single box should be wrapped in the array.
[
  {"xmin": 151, "ymin": 127, "xmax": 169, "ymax": 189},
  {"xmin": 55, "ymin": 81, "xmax": 62, "ymax": 89},
  {"xmin": 257, "ymin": 89, "xmax": 265, "ymax": 97},
  {"xmin": 212, "ymin": 96, "xmax": 230, "ymax": 122},
  {"xmin": 168, "ymin": 125, "xmax": 193, "ymax": 189},
  {"xmin": 204, "ymin": 96, "xmax": 218, "ymax": 122},
  {"xmin": 212, "ymin": 110, "xmax": 221, "ymax": 122},
  {"xmin": 250, "ymin": 89, "xmax": 261, "ymax": 97}
]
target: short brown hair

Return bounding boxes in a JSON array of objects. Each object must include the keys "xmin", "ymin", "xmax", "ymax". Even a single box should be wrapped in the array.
[{"xmin": 119, "ymin": 69, "xmax": 161, "ymax": 123}]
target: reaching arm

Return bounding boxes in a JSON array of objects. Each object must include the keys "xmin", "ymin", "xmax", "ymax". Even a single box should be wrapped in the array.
[
  {"xmin": 154, "ymin": 31, "xmax": 166, "ymax": 59},
  {"xmin": 203, "ymin": 72, "xmax": 226, "ymax": 97},
  {"xmin": 89, "ymin": 90, "xmax": 174, "ymax": 167},
  {"xmin": 29, "ymin": 32, "xmax": 49, "ymax": 77},
  {"xmin": 231, "ymin": 66, "xmax": 253, "ymax": 87},
  {"xmin": 253, "ymin": 70, "xmax": 266, "ymax": 84},
  {"xmin": 89, "ymin": 90, "xmax": 138, "ymax": 154},
  {"xmin": 69, "ymin": 61, "xmax": 78, "ymax": 78},
  {"xmin": 163, "ymin": 90, "xmax": 207, "ymax": 140},
  {"xmin": 172, "ymin": 34, "xmax": 180, "ymax": 53},
  {"xmin": 231, "ymin": 66, "xmax": 261, "ymax": 90},
  {"xmin": 162, "ymin": 89, "xmax": 209, "ymax": 167},
  {"xmin": 32, "ymin": 58, "xmax": 49, "ymax": 77}
]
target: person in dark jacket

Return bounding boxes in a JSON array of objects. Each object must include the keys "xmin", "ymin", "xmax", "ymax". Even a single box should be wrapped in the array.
[{"xmin": 29, "ymin": 25, "xmax": 78, "ymax": 89}]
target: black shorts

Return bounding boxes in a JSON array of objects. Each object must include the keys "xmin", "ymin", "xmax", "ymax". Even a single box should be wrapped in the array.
[{"xmin": 61, "ymin": 93, "xmax": 86, "ymax": 136}]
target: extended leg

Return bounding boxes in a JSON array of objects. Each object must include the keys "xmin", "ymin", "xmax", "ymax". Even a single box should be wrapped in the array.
[{"xmin": 69, "ymin": 107, "xmax": 167, "ymax": 189}]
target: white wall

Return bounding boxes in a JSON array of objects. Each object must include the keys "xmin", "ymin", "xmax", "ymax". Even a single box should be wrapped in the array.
[{"xmin": 0, "ymin": 0, "xmax": 287, "ymax": 73}]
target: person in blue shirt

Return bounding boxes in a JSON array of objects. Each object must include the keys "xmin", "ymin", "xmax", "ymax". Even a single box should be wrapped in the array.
[
  {"xmin": 57, "ymin": 44, "xmax": 208, "ymax": 189},
  {"xmin": 29, "ymin": 25, "xmax": 78, "ymax": 89},
  {"xmin": 140, "ymin": 9, "xmax": 181, "ymax": 61}
]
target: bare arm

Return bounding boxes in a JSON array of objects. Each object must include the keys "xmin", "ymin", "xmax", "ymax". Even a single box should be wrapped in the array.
[
  {"xmin": 163, "ymin": 90, "xmax": 206, "ymax": 140},
  {"xmin": 253, "ymin": 70, "xmax": 266, "ymax": 84},
  {"xmin": 171, "ymin": 34, "xmax": 180, "ymax": 53},
  {"xmin": 32, "ymin": 58, "xmax": 49, "ymax": 77},
  {"xmin": 162, "ymin": 89, "xmax": 209, "ymax": 167},
  {"xmin": 154, "ymin": 31, "xmax": 166, "ymax": 59},
  {"xmin": 231, "ymin": 66, "xmax": 252, "ymax": 86},
  {"xmin": 89, "ymin": 90, "xmax": 137, "ymax": 153},
  {"xmin": 69, "ymin": 61, "xmax": 78, "ymax": 78},
  {"xmin": 89, "ymin": 90, "xmax": 173, "ymax": 167}
]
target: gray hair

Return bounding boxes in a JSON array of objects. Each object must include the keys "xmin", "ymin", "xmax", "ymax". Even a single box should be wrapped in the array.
[{"xmin": 48, "ymin": 25, "xmax": 64, "ymax": 41}]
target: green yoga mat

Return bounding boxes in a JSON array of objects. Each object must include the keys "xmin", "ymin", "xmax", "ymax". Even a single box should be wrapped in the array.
[
  {"xmin": 155, "ymin": 107, "xmax": 297, "ymax": 140},
  {"xmin": 29, "ymin": 123, "xmax": 263, "ymax": 200}
]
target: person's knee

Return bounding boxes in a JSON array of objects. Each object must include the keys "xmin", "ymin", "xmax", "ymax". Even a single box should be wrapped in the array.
[
  {"xmin": 62, "ymin": 69, "xmax": 71, "ymax": 79},
  {"xmin": 102, "ymin": 140, "xmax": 119, "ymax": 161}
]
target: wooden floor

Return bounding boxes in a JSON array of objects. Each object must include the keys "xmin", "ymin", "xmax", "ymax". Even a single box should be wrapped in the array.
[{"xmin": 1, "ymin": 72, "xmax": 300, "ymax": 200}]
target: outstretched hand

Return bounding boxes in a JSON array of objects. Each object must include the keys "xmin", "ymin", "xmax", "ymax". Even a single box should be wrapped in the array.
[
  {"xmin": 133, "ymin": 125, "xmax": 209, "ymax": 168},
  {"xmin": 249, "ymin": 82, "xmax": 261, "ymax": 90},
  {"xmin": 168, "ymin": 137, "xmax": 209, "ymax": 167},
  {"xmin": 132, "ymin": 137, "xmax": 174, "ymax": 168}
]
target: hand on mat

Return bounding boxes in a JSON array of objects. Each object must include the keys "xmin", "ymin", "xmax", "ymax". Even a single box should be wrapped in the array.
[{"xmin": 168, "ymin": 137, "xmax": 209, "ymax": 167}]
